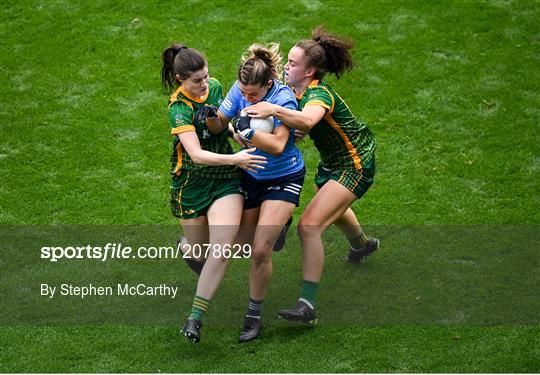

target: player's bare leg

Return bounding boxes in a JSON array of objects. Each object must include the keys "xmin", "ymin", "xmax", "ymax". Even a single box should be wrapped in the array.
[
  {"xmin": 240, "ymin": 200, "xmax": 295, "ymax": 342},
  {"xmin": 313, "ymin": 184, "xmax": 378, "ymax": 262},
  {"xmin": 234, "ymin": 207, "xmax": 260, "ymax": 247},
  {"xmin": 195, "ymin": 193, "xmax": 243, "ymax": 298},
  {"xmin": 279, "ymin": 181, "xmax": 356, "ymax": 323},
  {"xmin": 179, "ymin": 216, "xmax": 209, "ymax": 274},
  {"xmin": 181, "ymin": 193, "xmax": 243, "ymax": 343},
  {"xmin": 334, "ymin": 208, "xmax": 362, "ymax": 239},
  {"xmin": 250, "ymin": 200, "xmax": 295, "ymax": 300},
  {"xmin": 299, "ymin": 181, "xmax": 357, "ymax": 282},
  {"xmin": 334, "ymin": 208, "xmax": 379, "ymax": 263}
]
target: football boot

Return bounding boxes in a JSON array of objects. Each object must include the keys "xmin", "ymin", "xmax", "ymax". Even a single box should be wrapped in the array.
[
  {"xmin": 345, "ymin": 237, "xmax": 380, "ymax": 264},
  {"xmin": 278, "ymin": 299, "xmax": 318, "ymax": 324},
  {"xmin": 239, "ymin": 316, "xmax": 262, "ymax": 343},
  {"xmin": 181, "ymin": 318, "xmax": 202, "ymax": 343},
  {"xmin": 273, "ymin": 217, "xmax": 293, "ymax": 252}
]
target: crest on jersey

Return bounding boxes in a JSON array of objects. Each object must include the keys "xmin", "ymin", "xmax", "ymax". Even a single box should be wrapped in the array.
[{"xmin": 175, "ymin": 114, "xmax": 186, "ymax": 125}]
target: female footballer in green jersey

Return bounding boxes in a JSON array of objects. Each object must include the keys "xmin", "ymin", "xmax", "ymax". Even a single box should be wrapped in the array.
[
  {"xmin": 161, "ymin": 43, "xmax": 266, "ymax": 343},
  {"xmin": 245, "ymin": 27, "xmax": 380, "ymax": 323}
]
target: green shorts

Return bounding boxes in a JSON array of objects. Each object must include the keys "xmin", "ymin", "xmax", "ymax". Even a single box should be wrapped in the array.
[
  {"xmin": 170, "ymin": 171, "xmax": 242, "ymax": 219},
  {"xmin": 314, "ymin": 156, "xmax": 375, "ymax": 199}
]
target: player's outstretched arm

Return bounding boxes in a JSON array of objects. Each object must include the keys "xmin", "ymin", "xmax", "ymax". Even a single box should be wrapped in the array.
[
  {"xmin": 244, "ymin": 102, "xmax": 326, "ymax": 132},
  {"xmin": 232, "ymin": 148, "xmax": 268, "ymax": 173},
  {"xmin": 178, "ymin": 131, "xmax": 266, "ymax": 171}
]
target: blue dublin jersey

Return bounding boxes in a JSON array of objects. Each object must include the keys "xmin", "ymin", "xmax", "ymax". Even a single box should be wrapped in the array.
[{"xmin": 220, "ymin": 80, "xmax": 304, "ymax": 180}]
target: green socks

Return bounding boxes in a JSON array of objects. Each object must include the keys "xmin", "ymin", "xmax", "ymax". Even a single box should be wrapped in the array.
[
  {"xmin": 300, "ymin": 280, "xmax": 319, "ymax": 307},
  {"xmin": 188, "ymin": 295, "xmax": 210, "ymax": 320}
]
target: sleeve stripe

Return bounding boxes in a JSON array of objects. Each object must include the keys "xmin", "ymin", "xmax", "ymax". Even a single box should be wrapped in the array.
[
  {"xmin": 319, "ymin": 86, "xmax": 335, "ymax": 114},
  {"xmin": 305, "ymin": 100, "xmax": 331, "ymax": 111},
  {"xmin": 171, "ymin": 125, "xmax": 196, "ymax": 135}
]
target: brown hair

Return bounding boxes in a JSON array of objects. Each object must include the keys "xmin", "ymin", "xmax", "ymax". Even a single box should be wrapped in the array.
[
  {"xmin": 238, "ymin": 43, "xmax": 282, "ymax": 86},
  {"xmin": 161, "ymin": 43, "xmax": 207, "ymax": 93},
  {"xmin": 296, "ymin": 26, "xmax": 354, "ymax": 79}
]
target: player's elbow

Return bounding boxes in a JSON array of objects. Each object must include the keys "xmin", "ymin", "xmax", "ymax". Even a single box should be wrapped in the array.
[
  {"xmin": 298, "ymin": 124, "xmax": 311, "ymax": 132},
  {"xmin": 190, "ymin": 156, "xmax": 204, "ymax": 165},
  {"xmin": 188, "ymin": 151, "xmax": 205, "ymax": 165},
  {"xmin": 293, "ymin": 119, "xmax": 314, "ymax": 133},
  {"xmin": 303, "ymin": 117, "xmax": 318, "ymax": 131},
  {"xmin": 266, "ymin": 142, "xmax": 286, "ymax": 156}
]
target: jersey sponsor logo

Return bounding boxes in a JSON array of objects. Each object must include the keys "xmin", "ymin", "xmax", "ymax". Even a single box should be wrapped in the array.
[{"xmin": 202, "ymin": 129, "xmax": 211, "ymax": 139}]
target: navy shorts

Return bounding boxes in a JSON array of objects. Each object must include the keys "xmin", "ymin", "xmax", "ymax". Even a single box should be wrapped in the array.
[{"xmin": 241, "ymin": 168, "xmax": 306, "ymax": 210}]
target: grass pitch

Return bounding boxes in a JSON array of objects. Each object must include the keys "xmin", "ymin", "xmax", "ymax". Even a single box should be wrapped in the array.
[{"xmin": 0, "ymin": 0, "xmax": 538, "ymax": 372}]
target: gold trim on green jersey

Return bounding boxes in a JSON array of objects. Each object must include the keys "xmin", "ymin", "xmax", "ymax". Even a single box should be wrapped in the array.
[
  {"xmin": 169, "ymin": 87, "xmax": 196, "ymax": 109},
  {"xmin": 171, "ymin": 125, "xmax": 196, "ymax": 135},
  {"xmin": 177, "ymin": 170, "xmax": 191, "ymax": 215},
  {"xmin": 304, "ymin": 100, "xmax": 331, "ymax": 112},
  {"xmin": 305, "ymin": 80, "xmax": 335, "ymax": 114},
  {"xmin": 323, "ymin": 113, "xmax": 362, "ymax": 171},
  {"xmin": 174, "ymin": 142, "xmax": 184, "ymax": 175},
  {"xmin": 178, "ymin": 85, "xmax": 209, "ymax": 103}
]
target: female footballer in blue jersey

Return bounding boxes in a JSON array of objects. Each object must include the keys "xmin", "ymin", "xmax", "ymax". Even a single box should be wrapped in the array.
[
  {"xmin": 245, "ymin": 27, "xmax": 380, "ymax": 324},
  {"xmin": 161, "ymin": 43, "xmax": 266, "ymax": 344},
  {"xmin": 204, "ymin": 43, "xmax": 306, "ymax": 342}
]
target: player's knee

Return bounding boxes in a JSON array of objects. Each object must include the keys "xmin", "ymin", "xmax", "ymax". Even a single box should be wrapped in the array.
[
  {"xmin": 251, "ymin": 244, "xmax": 271, "ymax": 265},
  {"xmin": 208, "ymin": 247, "xmax": 231, "ymax": 262},
  {"xmin": 298, "ymin": 216, "xmax": 323, "ymax": 240}
]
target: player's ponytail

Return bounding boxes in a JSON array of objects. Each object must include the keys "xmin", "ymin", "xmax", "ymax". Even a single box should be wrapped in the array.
[
  {"xmin": 161, "ymin": 43, "xmax": 207, "ymax": 93},
  {"xmin": 238, "ymin": 43, "xmax": 282, "ymax": 86},
  {"xmin": 297, "ymin": 26, "xmax": 354, "ymax": 79}
]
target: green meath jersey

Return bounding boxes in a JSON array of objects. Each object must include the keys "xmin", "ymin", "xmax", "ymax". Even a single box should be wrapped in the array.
[
  {"xmin": 298, "ymin": 79, "xmax": 376, "ymax": 171},
  {"xmin": 168, "ymin": 78, "xmax": 237, "ymax": 179}
]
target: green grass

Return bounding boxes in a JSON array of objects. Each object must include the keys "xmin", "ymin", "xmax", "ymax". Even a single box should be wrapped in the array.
[
  {"xmin": 1, "ymin": 0, "xmax": 538, "ymax": 372},
  {"xmin": 1, "ymin": 326, "xmax": 538, "ymax": 373}
]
